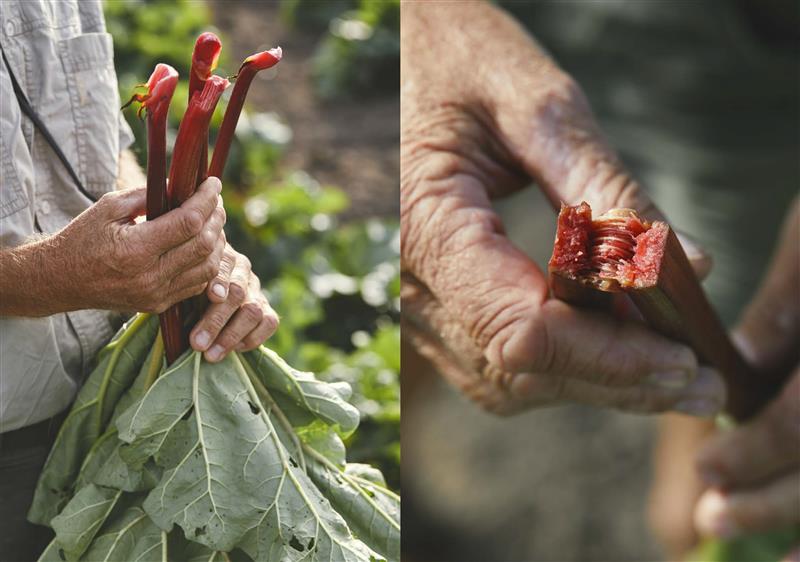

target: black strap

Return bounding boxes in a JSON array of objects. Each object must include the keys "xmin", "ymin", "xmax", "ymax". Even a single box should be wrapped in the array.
[{"xmin": 1, "ymin": 47, "xmax": 97, "ymax": 203}]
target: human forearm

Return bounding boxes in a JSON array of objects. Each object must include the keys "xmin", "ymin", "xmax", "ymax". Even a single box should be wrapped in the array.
[{"xmin": 0, "ymin": 234, "xmax": 82, "ymax": 316}]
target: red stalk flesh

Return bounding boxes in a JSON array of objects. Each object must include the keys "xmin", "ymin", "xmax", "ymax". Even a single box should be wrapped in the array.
[
  {"xmin": 159, "ymin": 74, "xmax": 229, "ymax": 363},
  {"xmin": 548, "ymin": 202, "xmax": 783, "ymax": 421},
  {"xmin": 208, "ymin": 47, "xmax": 282, "ymax": 180},
  {"xmin": 188, "ymin": 32, "xmax": 222, "ymax": 185}
]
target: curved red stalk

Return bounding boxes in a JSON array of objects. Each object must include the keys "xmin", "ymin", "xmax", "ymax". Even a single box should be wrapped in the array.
[
  {"xmin": 189, "ymin": 32, "xmax": 222, "ymax": 185},
  {"xmin": 208, "ymin": 47, "xmax": 282, "ymax": 179}
]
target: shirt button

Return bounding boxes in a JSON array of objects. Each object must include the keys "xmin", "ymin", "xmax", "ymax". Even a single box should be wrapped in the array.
[{"xmin": 40, "ymin": 201, "xmax": 51, "ymax": 215}]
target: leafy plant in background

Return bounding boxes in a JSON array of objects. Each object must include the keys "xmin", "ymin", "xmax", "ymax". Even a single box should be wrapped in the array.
[
  {"xmin": 281, "ymin": 0, "xmax": 400, "ymax": 99},
  {"xmin": 105, "ymin": 0, "xmax": 399, "ymax": 488}
]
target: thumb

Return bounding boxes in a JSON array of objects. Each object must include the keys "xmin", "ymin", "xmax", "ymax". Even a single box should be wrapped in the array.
[
  {"xmin": 734, "ymin": 198, "xmax": 799, "ymax": 372},
  {"xmin": 403, "ymin": 167, "xmax": 704, "ymax": 389}
]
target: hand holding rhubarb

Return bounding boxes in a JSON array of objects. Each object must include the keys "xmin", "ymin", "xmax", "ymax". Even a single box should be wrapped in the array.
[
  {"xmin": 693, "ymin": 200, "xmax": 799, "ymax": 550},
  {"xmin": 0, "ymin": 181, "xmax": 224, "ymax": 317},
  {"xmin": 401, "ymin": 0, "xmax": 720, "ymax": 415},
  {"xmin": 191, "ymin": 244, "xmax": 279, "ymax": 362}
]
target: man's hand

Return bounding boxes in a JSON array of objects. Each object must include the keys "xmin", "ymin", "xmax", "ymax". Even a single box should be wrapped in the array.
[
  {"xmin": 693, "ymin": 199, "xmax": 799, "ymax": 555},
  {"xmin": 0, "ymin": 177, "xmax": 225, "ymax": 317},
  {"xmin": 189, "ymin": 245, "xmax": 279, "ymax": 363},
  {"xmin": 401, "ymin": 1, "xmax": 723, "ymax": 415}
]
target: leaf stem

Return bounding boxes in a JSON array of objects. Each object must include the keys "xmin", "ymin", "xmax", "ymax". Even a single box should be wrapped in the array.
[{"xmin": 237, "ymin": 353, "xmax": 306, "ymax": 472}]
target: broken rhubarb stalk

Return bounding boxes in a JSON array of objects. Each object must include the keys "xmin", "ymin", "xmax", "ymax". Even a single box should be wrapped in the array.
[
  {"xmin": 124, "ymin": 64, "xmax": 184, "ymax": 366},
  {"xmin": 548, "ymin": 202, "xmax": 779, "ymax": 421},
  {"xmin": 189, "ymin": 32, "xmax": 222, "ymax": 183},
  {"xmin": 208, "ymin": 47, "xmax": 282, "ymax": 179}
]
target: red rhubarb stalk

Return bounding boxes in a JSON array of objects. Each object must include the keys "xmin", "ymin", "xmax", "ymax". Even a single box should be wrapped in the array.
[
  {"xmin": 208, "ymin": 47, "xmax": 282, "ymax": 179},
  {"xmin": 189, "ymin": 32, "xmax": 222, "ymax": 183},
  {"xmin": 124, "ymin": 64, "xmax": 184, "ymax": 365},
  {"xmin": 548, "ymin": 202, "xmax": 782, "ymax": 421},
  {"xmin": 168, "ymin": 74, "xmax": 229, "ymax": 208},
  {"xmin": 160, "ymin": 74, "xmax": 229, "ymax": 363}
]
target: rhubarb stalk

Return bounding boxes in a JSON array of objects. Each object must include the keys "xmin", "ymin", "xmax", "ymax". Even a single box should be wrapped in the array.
[
  {"xmin": 124, "ymin": 64, "xmax": 185, "ymax": 366},
  {"xmin": 158, "ymin": 74, "xmax": 229, "ymax": 363},
  {"xmin": 548, "ymin": 202, "xmax": 782, "ymax": 421},
  {"xmin": 208, "ymin": 47, "xmax": 282, "ymax": 179},
  {"xmin": 188, "ymin": 32, "xmax": 222, "ymax": 183}
]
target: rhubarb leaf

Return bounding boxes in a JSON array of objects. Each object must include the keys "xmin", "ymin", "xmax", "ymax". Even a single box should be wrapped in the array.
[
  {"xmin": 50, "ymin": 484, "xmax": 122, "ymax": 561},
  {"xmin": 245, "ymin": 346, "xmax": 360, "ymax": 434},
  {"xmin": 116, "ymin": 352, "xmax": 379, "ymax": 560},
  {"xmin": 307, "ymin": 457, "xmax": 401, "ymax": 561},
  {"xmin": 78, "ymin": 499, "xmax": 166, "ymax": 562},
  {"xmin": 29, "ymin": 314, "xmax": 159, "ymax": 526}
]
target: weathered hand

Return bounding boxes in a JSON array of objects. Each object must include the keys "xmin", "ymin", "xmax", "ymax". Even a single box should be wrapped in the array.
[
  {"xmin": 693, "ymin": 199, "xmax": 799, "ymax": 555},
  {"xmin": 401, "ymin": 1, "xmax": 723, "ymax": 415},
  {"xmin": 41, "ymin": 177, "xmax": 226, "ymax": 315},
  {"xmin": 190, "ymin": 244, "xmax": 278, "ymax": 362}
]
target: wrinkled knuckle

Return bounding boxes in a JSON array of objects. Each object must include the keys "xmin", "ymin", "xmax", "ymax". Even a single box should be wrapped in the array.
[
  {"xmin": 214, "ymin": 205, "xmax": 227, "ymax": 225},
  {"xmin": 196, "ymin": 228, "xmax": 217, "ymax": 255},
  {"xmin": 240, "ymin": 302, "xmax": 264, "ymax": 325},
  {"xmin": 181, "ymin": 209, "xmax": 206, "ymax": 238},
  {"xmin": 202, "ymin": 260, "xmax": 220, "ymax": 282}
]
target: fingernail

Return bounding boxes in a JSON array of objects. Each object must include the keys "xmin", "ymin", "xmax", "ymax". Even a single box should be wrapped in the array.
[
  {"xmin": 207, "ymin": 344, "xmax": 225, "ymax": 362},
  {"xmin": 648, "ymin": 369, "xmax": 691, "ymax": 389},
  {"xmin": 673, "ymin": 367, "xmax": 726, "ymax": 417},
  {"xmin": 194, "ymin": 330, "xmax": 210, "ymax": 350},
  {"xmin": 674, "ymin": 397, "xmax": 721, "ymax": 417},
  {"xmin": 212, "ymin": 283, "xmax": 227, "ymax": 298}
]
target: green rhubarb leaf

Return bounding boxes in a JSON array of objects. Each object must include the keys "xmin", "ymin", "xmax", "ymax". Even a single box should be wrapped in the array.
[
  {"xmin": 50, "ymin": 484, "xmax": 122, "ymax": 561},
  {"xmin": 245, "ymin": 346, "xmax": 360, "ymax": 434},
  {"xmin": 78, "ymin": 500, "xmax": 166, "ymax": 562},
  {"xmin": 93, "ymin": 442, "xmax": 163, "ymax": 493},
  {"xmin": 306, "ymin": 454, "xmax": 400, "ymax": 562},
  {"xmin": 296, "ymin": 420, "xmax": 347, "ymax": 466},
  {"xmin": 29, "ymin": 314, "xmax": 158, "ymax": 526},
  {"xmin": 117, "ymin": 352, "xmax": 380, "ymax": 560},
  {"xmin": 115, "ymin": 351, "xmax": 195, "ymax": 470}
]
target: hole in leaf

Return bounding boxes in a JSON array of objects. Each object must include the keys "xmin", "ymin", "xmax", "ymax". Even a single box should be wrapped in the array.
[
  {"xmin": 58, "ymin": 548, "xmax": 66, "ymax": 561},
  {"xmin": 195, "ymin": 525, "xmax": 207, "ymax": 537},
  {"xmin": 289, "ymin": 457, "xmax": 298, "ymax": 468},
  {"xmin": 181, "ymin": 405, "xmax": 194, "ymax": 421},
  {"xmin": 289, "ymin": 535, "xmax": 305, "ymax": 551},
  {"xmin": 247, "ymin": 400, "xmax": 260, "ymax": 415},
  {"xmin": 307, "ymin": 538, "xmax": 315, "ymax": 551}
]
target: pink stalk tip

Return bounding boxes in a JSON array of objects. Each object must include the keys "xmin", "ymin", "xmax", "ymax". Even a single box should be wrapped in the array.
[
  {"xmin": 241, "ymin": 47, "xmax": 282, "ymax": 73},
  {"xmin": 192, "ymin": 32, "xmax": 222, "ymax": 80},
  {"xmin": 146, "ymin": 63, "xmax": 179, "ymax": 105}
]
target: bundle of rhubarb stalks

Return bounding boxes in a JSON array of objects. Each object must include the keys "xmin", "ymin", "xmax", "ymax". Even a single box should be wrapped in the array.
[{"xmin": 28, "ymin": 33, "xmax": 399, "ymax": 562}]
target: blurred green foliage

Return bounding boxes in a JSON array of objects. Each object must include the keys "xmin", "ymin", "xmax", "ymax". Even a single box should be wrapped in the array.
[
  {"xmin": 282, "ymin": 0, "xmax": 400, "ymax": 99},
  {"xmin": 690, "ymin": 529, "xmax": 800, "ymax": 562},
  {"xmin": 104, "ymin": 0, "xmax": 399, "ymax": 488}
]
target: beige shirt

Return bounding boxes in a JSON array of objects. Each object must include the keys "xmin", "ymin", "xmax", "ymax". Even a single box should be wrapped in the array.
[{"xmin": 0, "ymin": 1, "xmax": 133, "ymax": 431}]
